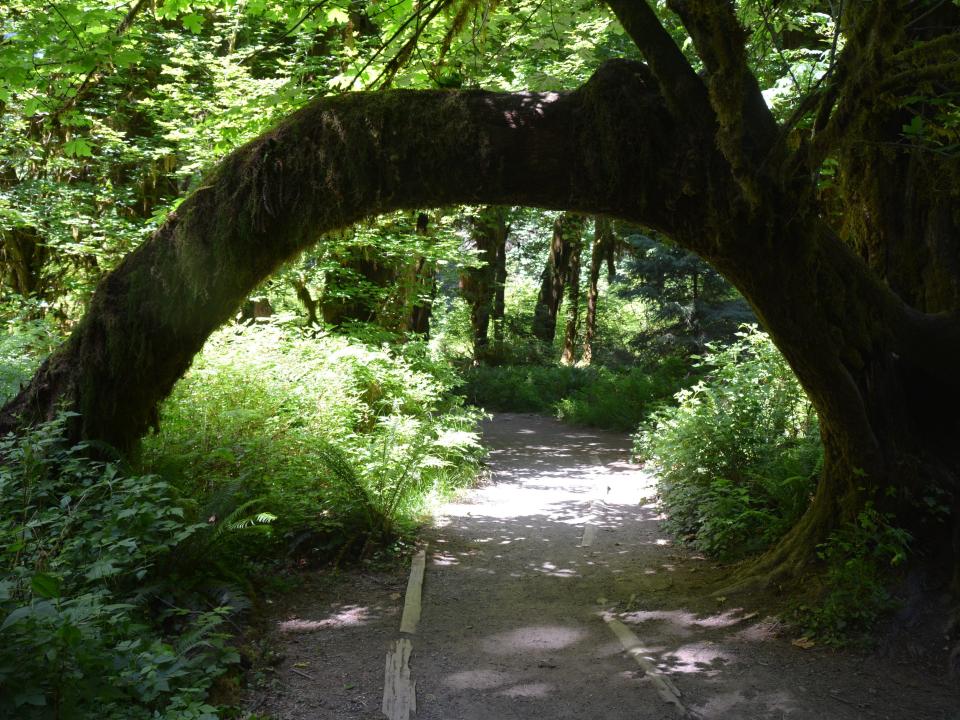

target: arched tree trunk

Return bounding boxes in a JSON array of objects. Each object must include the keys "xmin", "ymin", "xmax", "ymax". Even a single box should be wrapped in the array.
[{"xmin": 0, "ymin": 61, "xmax": 690, "ymax": 448}]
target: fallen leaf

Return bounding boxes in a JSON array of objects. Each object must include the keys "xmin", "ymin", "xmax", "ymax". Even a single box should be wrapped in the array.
[{"xmin": 792, "ymin": 637, "xmax": 816, "ymax": 649}]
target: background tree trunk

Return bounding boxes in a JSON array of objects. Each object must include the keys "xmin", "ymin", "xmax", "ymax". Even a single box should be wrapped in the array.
[
  {"xmin": 293, "ymin": 277, "xmax": 321, "ymax": 326},
  {"xmin": 560, "ymin": 234, "xmax": 583, "ymax": 365},
  {"xmin": 492, "ymin": 226, "xmax": 508, "ymax": 350},
  {"xmin": 1, "ymin": 227, "xmax": 47, "ymax": 297},
  {"xmin": 581, "ymin": 217, "xmax": 615, "ymax": 366},
  {"xmin": 460, "ymin": 207, "xmax": 508, "ymax": 360},
  {"xmin": 532, "ymin": 213, "xmax": 584, "ymax": 343},
  {"xmin": 408, "ymin": 213, "xmax": 434, "ymax": 336}
]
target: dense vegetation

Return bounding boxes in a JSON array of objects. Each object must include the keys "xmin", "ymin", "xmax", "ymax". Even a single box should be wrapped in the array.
[{"xmin": 2, "ymin": 0, "xmax": 958, "ymax": 714}]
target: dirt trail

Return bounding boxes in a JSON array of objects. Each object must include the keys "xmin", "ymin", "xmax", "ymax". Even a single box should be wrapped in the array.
[{"xmin": 247, "ymin": 413, "xmax": 960, "ymax": 720}]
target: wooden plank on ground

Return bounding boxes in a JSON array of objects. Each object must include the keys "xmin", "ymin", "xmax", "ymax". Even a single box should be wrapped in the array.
[
  {"xmin": 382, "ymin": 638, "xmax": 416, "ymax": 720},
  {"xmin": 579, "ymin": 523, "xmax": 598, "ymax": 547},
  {"xmin": 399, "ymin": 548, "xmax": 426, "ymax": 634},
  {"xmin": 605, "ymin": 616, "xmax": 691, "ymax": 717}
]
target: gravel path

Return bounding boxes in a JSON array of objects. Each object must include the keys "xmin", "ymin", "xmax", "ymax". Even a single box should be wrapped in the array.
[{"xmin": 247, "ymin": 413, "xmax": 960, "ymax": 720}]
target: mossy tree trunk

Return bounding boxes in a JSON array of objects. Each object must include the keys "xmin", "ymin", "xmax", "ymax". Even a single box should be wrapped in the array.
[
  {"xmin": 3, "ymin": 0, "xmax": 960, "ymax": 598},
  {"xmin": 559, "ymin": 233, "xmax": 583, "ymax": 365},
  {"xmin": 460, "ymin": 206, "xmax": 509, "ymax": 360},
  {"xmin": 581, "ymin": 217, "xmax": 616, "ymax": 366},
  {"xmin": 532, "ymin": 213, "xmax": 584, "ymax": 343}
]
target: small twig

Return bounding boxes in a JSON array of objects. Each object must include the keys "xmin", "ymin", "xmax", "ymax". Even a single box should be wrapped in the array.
[
  {"xmin": 827, "ymin": 692, "xmax": 860, "ymax": 708},
  {"xmin": 906, "ymin": 0, "xmax": 949, "ymax": 29},
  {"xmin": 825, "ymin": 0, "xmax": 844, "ymax": 79},
  {"xmin": 290, "ymin": 667, "xmax": 315, "ymax": 680}
]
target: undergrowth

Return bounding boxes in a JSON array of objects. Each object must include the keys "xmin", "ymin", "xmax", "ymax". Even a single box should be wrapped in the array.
[
  {"xmin": 141, "ymin": 321, "xmax": 484, "ymax": 566},
  {"xmin": 635, "ymin": 327, "xmax": 821, "ymax": 561},
  {"xmin": 460, "ymin": 358, "xmax": 690, "ymax": 432},
  {"xmin": 1, "ymin": 320, "xmax": 483, "ymax": 717},
  {"xmin": 795, "ymin": 503, "xmax": 912, "ymax": 645},
  {"xmin": 0, "ymin": 415, "xmax": 233, "ymax": 719}
]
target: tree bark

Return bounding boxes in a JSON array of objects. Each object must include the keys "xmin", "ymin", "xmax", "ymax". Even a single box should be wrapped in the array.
[
  {"xmin": 532, "ymin": 213, "xmax": 585, "ymax": 343},
  {"xmin": 581, "ymin": 217, "xmax": 615, "ymax": 366},
  {"xmin": 560, "ymin": 234, "xmax": 583, "ymax": 365},
  {"xmin": 460, "ymin": 207, "xmax": 508, "ymax": 360}
]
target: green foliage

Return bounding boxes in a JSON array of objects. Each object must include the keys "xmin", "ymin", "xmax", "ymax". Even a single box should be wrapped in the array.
[
  {"xmin": 0, "ymin": 415, "xmax": 235, "ymax": 719},
  {"xmin": 619, "ymin": 231, "xmax": 754, "ymax": 354},
  {"xmin": 554, "ymin": 358, "xmax": 691, "ymax": 431},
  {"xmin": 0, "ymin": 320, "xmax": 483, "ymax": 717},
  {"xmin": 142, "ymin": 322, "xmax": 484, "ymax": 562},
  {"xmin": 0, "ymin": 298, "xmax": 61, "ymax": 403},
  {"xmin": 635, "ymin": 326, "xmax": 821, "ymax": 560},
  {"xmin": 796, "ymin": 504, "xmax": 912, "ymax": 645},
  {"xmin": 462, "ymin": 357, "xmax": 690, "ymax": 432}
]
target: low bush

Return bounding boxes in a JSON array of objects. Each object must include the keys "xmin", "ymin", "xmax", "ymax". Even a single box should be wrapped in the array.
[
  {"xmin": 1, "ymin": 320, "xmax": 484, "ymax": 717},
  {"xmin": 142, "ymin": 322, "xmax": 484, "ymax": 565},
  {"xmin": 461, "ymin": 359, "xmax": 691, "ymax": 432},
  {"xmin": 796, "ymin": 504, "xmax": 911, "ymax": 645},
  {"xmin": 0, "ymin": 415, "xmax": 234, "ymax": 720},
  {"xmin": 635, "ymin": 327, "xmax": 821, "ymax": 561}
]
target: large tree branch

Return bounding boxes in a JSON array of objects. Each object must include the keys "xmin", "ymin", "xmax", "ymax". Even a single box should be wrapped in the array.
[
  {"xmin": 603, "ymin": 0, "xmax": 713, "ymax": 126},
  {"xmin": 667, "ymin": 0, "xmax": 779, "ymax": 197},
  {"xmin": 1, "ymin": 60, "xmax": 709, "ymax": 449}
]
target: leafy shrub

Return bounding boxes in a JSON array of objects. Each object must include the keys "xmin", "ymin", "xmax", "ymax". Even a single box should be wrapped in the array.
[
  {"xmin": 0, "ymin": 300, "xmax": 61, "ymax": 403},
  {"xmin": 142, "ymin": 322, "xmax": 484, "ymax": 564},
  {"xmin": 0, "ymin": 322, "xmax": 483, "ymax": 718},
  {"xmin": 0, "ymin": 415, "xmax": 234, "ymax": 720},
  {"xmin": 797, "ymin": 503, "xmax": 911, "ymax": 645},
  {"xmin": 460, "ymin": 364, "xmax": 595, "ymax": 414},
  {"xmin": 555, "ymin": 357, "xmax": 690, "ymax": 431},
  {"xmin": 461, "ymin": 359, "xmax": 690, "ymax": 431},
  {"xmin": 635, "ymin": 327, "xmax": 821, "ymax": 560}
]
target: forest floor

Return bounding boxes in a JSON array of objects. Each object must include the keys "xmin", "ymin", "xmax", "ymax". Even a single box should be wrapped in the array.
[{"xmin": 244, "ymin": 413, "xmax": 960, "ymax": 720}]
